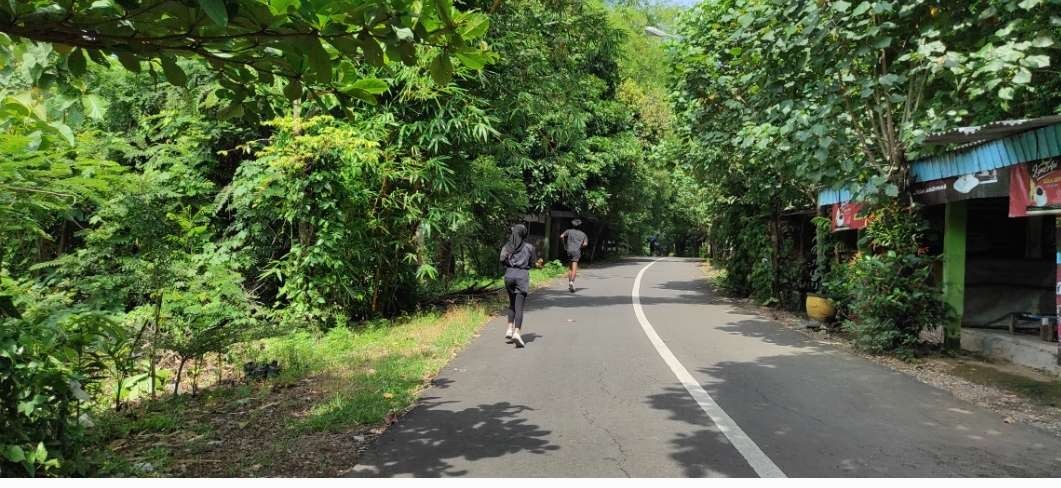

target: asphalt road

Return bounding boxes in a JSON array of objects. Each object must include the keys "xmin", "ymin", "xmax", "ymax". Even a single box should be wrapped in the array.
[{"xmin": 353, "ymin": 257, "xmax": 1061, "ymax": 477}]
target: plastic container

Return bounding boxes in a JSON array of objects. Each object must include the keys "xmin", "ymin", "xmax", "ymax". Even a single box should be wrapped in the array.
[{"xmin": 806, "ymin": 293, "xmax": 836, "ymax": 322}]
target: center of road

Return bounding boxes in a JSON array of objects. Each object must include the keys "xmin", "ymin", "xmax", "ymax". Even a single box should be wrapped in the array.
[{"xmin": 631, "ymin": 258, "xmax": 786, "ymax": 478}]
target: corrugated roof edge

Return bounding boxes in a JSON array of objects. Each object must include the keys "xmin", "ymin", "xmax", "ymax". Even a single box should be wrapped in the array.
[
  {"xmin": 912, "ymin": 122, "xmax": 1061, "ymax": 182},
  {"xmin": 818, "ymin": 187, "xmax": 854, "ymax": 207},
  {"xmin": 923, "ymin": 114, "xmax": 1061, "ymax": 145},
  {"xmin": 817, "ymin": 118, "xmax": 1061, "ymax": 207}
]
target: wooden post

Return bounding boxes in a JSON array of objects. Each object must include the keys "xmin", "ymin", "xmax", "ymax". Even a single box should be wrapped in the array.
[{"xmin": 942, "ymin": 200, "xmax": 967, "ymax": 350}]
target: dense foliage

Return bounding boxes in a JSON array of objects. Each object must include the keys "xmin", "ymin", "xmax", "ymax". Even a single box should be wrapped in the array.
[
  {"xmin": 608, "ymin": 0, "xmax": 709, "ymax": 254},
  {"xmin": 4, "ymin": 0, "xmax": 1053, "ymax": 475},
  {"xmin": 827, "ymin": 205, "xmax": 951, "ymax": 355},
  {"xmin": 0, "ymin": 0, "xmax": 680, "ymax": 475},
  {"xmin": 670, "ymin": 0, "xmax": 1058, "ymax": 326},
  {"xmin": 0, "ymin": 0, "xmax": 493, "ymax": 134}
]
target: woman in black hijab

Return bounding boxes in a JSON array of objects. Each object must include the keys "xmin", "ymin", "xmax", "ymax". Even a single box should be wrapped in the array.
[{"xmin": 500, "ymin": 223, "xmax": 537, "ymax": 347}]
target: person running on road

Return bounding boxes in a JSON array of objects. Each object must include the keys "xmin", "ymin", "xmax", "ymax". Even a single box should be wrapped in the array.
[
  {"xmin": 648, "ymin": 234, "xmax": 659, "ymax": 257},
  {"xmin": 500, "ymin": 223, "xmax": 536, "ymax": 348},
  {"xmin": 560, "ymin": 219, "xmax": 589, "ymax": 293}
]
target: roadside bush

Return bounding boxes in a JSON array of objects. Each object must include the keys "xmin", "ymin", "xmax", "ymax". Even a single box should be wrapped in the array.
[
  {"xmin": 540, "ymin": 259, "xmax": 567, "ymax": 277},
  {"xmin": 0, "ymin": 279, "xmax": 127, "ymax": 476},
  {"xmin": 839, "ymin": 204, "xmax": 949, "ymax": 356}
]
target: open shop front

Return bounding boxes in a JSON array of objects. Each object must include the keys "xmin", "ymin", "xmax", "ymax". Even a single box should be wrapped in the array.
[
  {"xmin": 820, "ymin": 117, "xmax": 1061, "ymax": 372},
  {"xmin": 912, "ymin": 166, "xmax": 1057, "ymax": 341}
]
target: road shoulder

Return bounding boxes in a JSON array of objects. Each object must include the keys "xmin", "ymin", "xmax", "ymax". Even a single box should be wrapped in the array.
[{"xmin": 699, "ymin": 262, "xmax": 1061, "ymax": 440}]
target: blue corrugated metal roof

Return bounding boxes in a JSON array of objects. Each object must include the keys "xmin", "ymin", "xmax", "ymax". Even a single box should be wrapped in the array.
[
  {"xmin": 912, "ymin": 122, "xmax": 1061, "ymax": 181},
  {"xmin": 817, "ymin": 120, "xmax": 1061, "ymax": 206},
  {"xmin": 818, "ymin": 187, "xmax": 853, "ymax": 207}
]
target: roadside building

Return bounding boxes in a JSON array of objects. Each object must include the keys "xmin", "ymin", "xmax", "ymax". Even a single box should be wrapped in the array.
[{"xmin": 818, "ymin": 116, "xmax": 1061, "ymax": 373}]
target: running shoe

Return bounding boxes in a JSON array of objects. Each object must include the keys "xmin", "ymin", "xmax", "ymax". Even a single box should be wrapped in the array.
[{"xmin": 511, "ymin": 331, "xmax": 525, "ymax": 348}]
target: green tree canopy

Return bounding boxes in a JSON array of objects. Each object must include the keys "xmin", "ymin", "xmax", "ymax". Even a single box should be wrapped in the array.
[{"xmin": 1, "ymin": 0, "xmax": 493, "ymax": 130}]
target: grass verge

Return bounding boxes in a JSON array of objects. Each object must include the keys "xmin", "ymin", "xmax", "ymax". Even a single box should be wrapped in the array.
[{"xmin": 91, "ymin": 263, "xmax": 566, "ymax": 476}]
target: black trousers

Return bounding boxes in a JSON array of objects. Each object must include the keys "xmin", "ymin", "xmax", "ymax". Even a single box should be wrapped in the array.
[{"xmin": 504, "ymin": 271, "xmax": 529, "ymax": 328}]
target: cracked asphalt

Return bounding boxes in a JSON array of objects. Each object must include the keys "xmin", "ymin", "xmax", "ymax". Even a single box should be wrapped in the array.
[{"xmin": 352, "ymin": 258, "xmax": 1061, "ymax": 477}]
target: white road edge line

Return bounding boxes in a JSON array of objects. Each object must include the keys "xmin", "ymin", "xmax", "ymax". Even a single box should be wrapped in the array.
[{"xmin": 632, "ymin": 258, "xmax": 786, "ymax": 478}]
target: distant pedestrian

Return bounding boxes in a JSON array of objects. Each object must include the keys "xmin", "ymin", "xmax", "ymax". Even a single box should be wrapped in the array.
[
  {"xmin": 560, "ymin": 219, "xmax": 589, "ymax": 293},
  {"xmin": 500, "ymin": 223, "xmax": 537, "ymax": 348},
  {"xmin": 648, "ymin": 235, "xmax": 659, "ymax": 257}
]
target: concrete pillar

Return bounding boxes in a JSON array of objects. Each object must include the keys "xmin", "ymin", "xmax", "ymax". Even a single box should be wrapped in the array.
[{"xmin": 942, "ymin": 200, "xmax": 967, "ymax": 350}]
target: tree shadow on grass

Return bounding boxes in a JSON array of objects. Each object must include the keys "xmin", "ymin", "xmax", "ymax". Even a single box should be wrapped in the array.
[{"xmin": 352, "ymin": 399, "xmax": 559, "ymax": 477}]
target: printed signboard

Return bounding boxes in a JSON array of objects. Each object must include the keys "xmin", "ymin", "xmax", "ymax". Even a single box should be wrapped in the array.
[
  {"xmin": 1010, "ymin": 157, "xmax": 1061, "ymax": 217},
  {"xmin": 911, "ymin": 168, "xmax": 1008, "ymax": 206},
  {"xmin": 831, "ymin": 202, "xmax": 867, "ymax": 232}
]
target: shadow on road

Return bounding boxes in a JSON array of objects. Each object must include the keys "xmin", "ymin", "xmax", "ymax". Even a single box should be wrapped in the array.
[
  {"xmin": 686, "ymin": 349, "xmax": 1059, "ymax": 477},
  {"xmin": 646, "ymin": 386, "xmax": 758, "ymax": 477},
  {"xmin": 716, "ymin": 319, "xmax": 835, "ymax": 352},
  {"xmin": 526, "ymin": 270, "xmax": 760, "ymax": 316},
  {"xmin": 353, "ymin": 399, "xmax": 559, "ymax": 477},
  {"xmin": 530, "ymin": 288, "xmax": 711, "ymax": 310}
]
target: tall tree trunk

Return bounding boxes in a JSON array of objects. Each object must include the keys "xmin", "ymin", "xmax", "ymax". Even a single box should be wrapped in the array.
[
  {"xmin": 57, "ymin": 220, "xmax": 67, "ymax": 257},
  {"xmin": 216, "ymin": 352, "xmax": 223, "ymax": 385},
  {"xmin": 114, "ymin": 317, "xmax": 152, "ymax": 411},
  {"xmin": 543, "ymin": 211, "xmax": 552, "ymax": 261},
  {"xmin": 590, "ymin": 222, "xmax": 606, "ymax": 261},
  {"xmin": 173, "ymin": 356, "xmax": 188, "ymax": 397},
  {"xmin": 292, "ymin": 97, "xmax": 302, "ymax": 134},
  {"xmin": 191, "ymin": 356, "xmax": 201, "ymax": 395},
  {"xmin": 437, "ymin": 239, "xmax": 455, "ymax": 279},
  {"xmin": 371, "ymin": 258, "xmax": 384, "ymax": 315},
  {"xmin": 113, "ymin": 378, "xmax": 123, "ymax": 412},
  {"xmin": 149, "ymin": 293, "xmax": 163, "ymax": 400}
]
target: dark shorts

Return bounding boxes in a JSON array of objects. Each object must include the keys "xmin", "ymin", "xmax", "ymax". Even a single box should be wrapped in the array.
[
  {"xmin": 566, "ymin": 250, "xmax": 581, "ymax": 263},
  {"xmin": 504, "ymin": 270, "xmax": 530, "ymax": 295}
]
